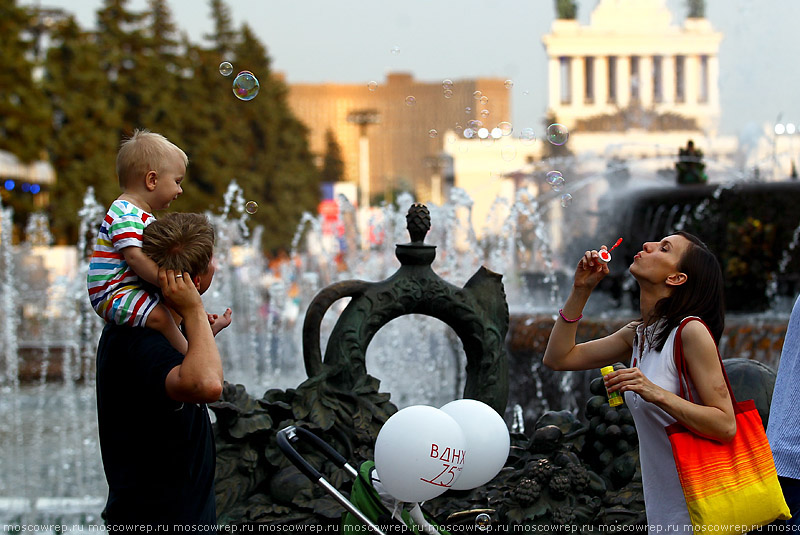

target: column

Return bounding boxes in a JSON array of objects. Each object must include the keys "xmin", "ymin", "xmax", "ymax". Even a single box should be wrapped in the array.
[
  {"xmin": 708, "ymin": 54, "xmax": 720, "ymax": 109},
  {"xmin": 617, "ymin": 56, "xmax": 630, "ymax": 107},
  {"xmin": 639, "ymin": 56, "xmax": 653, "ymax": 107},
  {"xmin": 662, "ymin": 55, "xmax": 675, "ymax": 105},
  {"xmin": 548, "ymin": 57, "xmax": 560, "ymax": 110},
  {"xmin": 595, "ymin": 55, "xmax": 608, "ymax": 109},
  {"xmin": 571, "ymin": 55, "xmax": 584, "ymax": 106},
  {"xmin": 685, "ymin": 54, "xmax": 699, "ymax": 106}
]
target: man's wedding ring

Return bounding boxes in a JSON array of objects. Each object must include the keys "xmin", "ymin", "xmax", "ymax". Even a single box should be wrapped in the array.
[{"xmin": 175, "ymin": 274, "xmax": 183, "ymax": 278}]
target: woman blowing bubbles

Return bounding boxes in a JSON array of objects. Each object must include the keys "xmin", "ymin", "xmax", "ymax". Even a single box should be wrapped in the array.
[{"xmin": 543, "ymin": 232, "xmax": 736, "ymax": 534}]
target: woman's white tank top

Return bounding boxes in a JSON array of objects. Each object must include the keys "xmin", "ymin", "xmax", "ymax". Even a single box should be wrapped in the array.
[{"xmin": 624, "ymin": 320, "xmax": 699, "ymax": 534}]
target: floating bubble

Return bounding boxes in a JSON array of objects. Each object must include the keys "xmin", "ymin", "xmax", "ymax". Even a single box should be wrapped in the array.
[
  {"xmin": 545, "ymin": 170, "xmax": 563, "ymax": 185},
  {"xmin": 428, "ymin": 129, "xmax": 438, "ymax": 138},
  {"xmin": 520, "ymin": 127, "xmax": 536, "ymax": 145},
  {"xmin": 405, "ymin": 96, "xmax": 416, "ymax": 106},
  {"xmin": 501, "ymin": 145, "xmax": 516, "ymax": 161},
  {"xmin": 547, "ymin": 123, "xmax": 570, "ymax": 145},
  {"xmin": 480, "ymin": 109, "xmax": 490, "ymax": 118},
  {"xmin": 498, "ymin": 121, "xmax": 513, "ymax": 136},
  {"xmin": 504, "ymin": 79, "xmax": 514, "ymax": 89},
  {"xmin": 232, "ymin": 71, "xmax": 259, "ymax": 101},
  {"xmin": 477, "ymin": 128, "xmax": 489, "ymax": 139},
  {"xmin": 480, "ymin": 95, "xmax": 489, "ymax": 105},
  {"xmin": 476, "ymin": 513, "xmax": 491, "ymax": 531},
  {"xmin": 468, "ymin": 120, "xmax": 482, "ymax": 129},
  {"xmin": 443, "ymin": 89, "xmax": 454, "ymax": 99},
  {"xmin": 391, "ymin": 45, "xmax": 401, "ymax": 55},
  {"xmin": 490, "ymin": 128, "xmax": 502, "ymax": 139},
  {"xmin": 560, "ymin": 193, "xmax": 573, "ymax": 207},
  {"xmin": 463, "ymin": 128, "xmax": 475, "ymax": 139},
  {"xmin": 442, "ymin": 79, "xmax": 453, "ymax": 88},
  {"xmin": 465, "ymin": 107, "xmax": 472, "ymax": 114},
  {"xmin": 551, "ymin": 175, "xmax": 566, "ymax": 191},
  {"xmin": 473, "ymin": 91, "xmax": 482, "ymax": 100},
  {"xmin": 219, "ymin": 61, "xmax": 233, "ymax": 77},
  {"xmin": 245, "ymin": 200, "xmax": 258, "ymax": 214},
  {"xmin": 367, "ymin": 81, "xmax": 378, "ymax": 91}
]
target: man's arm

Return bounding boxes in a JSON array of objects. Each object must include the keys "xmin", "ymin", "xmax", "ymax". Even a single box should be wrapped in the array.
[
  {"xmin": 121, "ymin": 246, "xmax": 160, "ymax": 286},
  {"xmin": 158, "ymin": 269, "xmax": 223, "ymax": 403}
]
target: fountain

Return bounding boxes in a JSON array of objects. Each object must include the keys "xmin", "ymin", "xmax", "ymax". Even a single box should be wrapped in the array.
[{"xmin": 0, "ymin": 153, "xmax": 795, "ymax": 526}]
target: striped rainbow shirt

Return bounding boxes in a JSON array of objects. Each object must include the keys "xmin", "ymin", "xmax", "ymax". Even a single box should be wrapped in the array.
[{"xmin": 87, "ymin": 200, "xmax": 160, "ymax": 328}]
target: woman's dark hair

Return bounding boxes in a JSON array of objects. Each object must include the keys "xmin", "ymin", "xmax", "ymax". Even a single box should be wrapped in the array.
[{"xmin": 650, "ymin": 231, "xmax": 725, "ymax": 351}]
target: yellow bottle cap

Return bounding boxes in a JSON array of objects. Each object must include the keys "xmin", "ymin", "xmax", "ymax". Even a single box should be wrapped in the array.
[{"xmin": 601, "ymin": 366, "xmax": 615, "ymax": 376}]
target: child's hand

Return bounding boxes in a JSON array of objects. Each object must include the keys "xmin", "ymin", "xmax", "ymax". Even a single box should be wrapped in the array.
[{"xmin": 209, "ymin": 308, "xmax": 233, "ymax": 336}]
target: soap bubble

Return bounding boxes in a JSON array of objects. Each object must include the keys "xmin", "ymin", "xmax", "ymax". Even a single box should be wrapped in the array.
[
  {"xmin": 480, "ymin": 109, "xmax": 490, "ymax": 118},
  {"xmin": 467, "ymin": 120, "xmax": 482, "ymax": 129},
  {"xmin": 477, "ymin": 128, "xmax": 489, "ymax": 139},
  {"xmin": 232, "ymin": 71, "xmax": 259, "ymax": 101},
  {"xmin": 480, "ymin": 95, "xmax": 489, "ymax": 105},
  {"xmin": 560, "ymin": 193, "xmax": 573, "ymax": 207},
  {"xmin": 551, "ymin": 175, "xmax": 566, "ymax": 191},
  {"xmin": 498, "ymin": 122, "xmax": 513, "ymax": 136},
  {"xmin": 501, "ymin": 145, "xmax": 516, "ymax": 161},
  {"xmin": 490, "ymin": 128, "xmax": 502, "ymax": 139},
  {"xmin": 473, "ymin": 91, "xmax": 482, "ymax": 100},
  {"xmin": 367, "ymin": 81, "xmax": 378, "ymax": 91},
  {"xmin": 520, "ymin": 127, "xmax": 536, "ymax": 145},
  {"xmin": 547, "ymin": 123, "xmax": 570, "ymax": 145},
  {"xmin": 463, "ymin": 128, "xmax": 475, "ymax": 139},
  {"xmin": 428, "ymin": 129, "xmax": 438, "ymax": 138},
  {"xmin": 476, "ymin": 513, "xmax": 491, "ymax": 530},
  {"xmin": 245, "ymin": 200, "xmax": 258, "ymax": 214},
  {"xmin": 504, "ymin": 79, "xmax": 514, "ymax": 89},
  {"xmin": 443, "ymin": 89, "xmax": 453, "ymax": 99},
  {"xmin": 546, "ymin": 170, "xmax": 563, "ymax": 185},
  {"xmin": 405, "ymin": 96, "xmax": 416, "ymax": 106},
  {"xmin": 465, "ymin": 107, "xmax": 472, "ymax": 114},
  {"xmin": 219, "ymin": 61, "xmax": 233, "ymax": 76},
  {"xmin": 391, "ymin": 45, "xmax": 401, "ymax": 55},
  {"xmin": 442, "ymin": 79, "xmax": 453, "ymax": 88}
]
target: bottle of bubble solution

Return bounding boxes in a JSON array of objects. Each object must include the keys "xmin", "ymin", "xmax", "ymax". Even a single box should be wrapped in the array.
[{"xmin": 601, "ymin": 366, "xmax": 624, "ymax": 407}]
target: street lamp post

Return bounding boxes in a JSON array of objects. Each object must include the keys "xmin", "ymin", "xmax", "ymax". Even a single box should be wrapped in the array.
[{"xmin": 346, "ymin": 110, "xmax": 380, "ymax": 242}]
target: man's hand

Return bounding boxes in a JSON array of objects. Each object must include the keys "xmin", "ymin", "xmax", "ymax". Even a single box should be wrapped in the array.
[
  {"xmin": 159, "ymin": 269, "xmax": 204, "ymax": 319},
  {"xmin": 208, "ymin": 308, "xmax": 233, "ymax": 336}
]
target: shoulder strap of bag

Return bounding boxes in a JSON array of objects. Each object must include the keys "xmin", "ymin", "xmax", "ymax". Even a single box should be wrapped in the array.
[{"xmin": 673, "ymin": 317, "xmax": 737, "ymax": 404}]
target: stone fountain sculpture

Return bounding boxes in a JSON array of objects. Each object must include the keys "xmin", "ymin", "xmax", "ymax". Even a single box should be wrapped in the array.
[{"xmin": 211, "ymin": 203, "xmax": 512, "ymax": 524}]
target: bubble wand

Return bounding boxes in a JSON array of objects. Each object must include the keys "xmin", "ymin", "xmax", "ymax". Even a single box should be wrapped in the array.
[{"xmin": 597, "ymin": 238, "xmax": 623, "ymax": 264}]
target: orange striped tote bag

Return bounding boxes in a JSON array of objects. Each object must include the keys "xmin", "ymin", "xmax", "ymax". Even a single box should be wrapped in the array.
[{"xmin": 665, "ymin": 317, "xmax": 790, "ymax": 535}]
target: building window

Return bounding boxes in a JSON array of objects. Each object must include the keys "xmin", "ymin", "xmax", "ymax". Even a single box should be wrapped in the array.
[
  {"xmin": 653, "ymin": 56, "xmax": 663, "ymax": 103},
  {"xmin": 699, "ymin": 55, "xmax": 709, "ymax": 103},
  {"xmin": 584, "ymin": 56, "xmax": 594, "ymax": 103},
  {"xmin": 630, "ymin": 56, "xmax": 640, "ymax": 102},
  {"xmin": 608, "ymin": 56, "xmax": 617, "ymax": 103},
  {"xmin": 560, "ymin": 56, "xmax": 572, "ymax": 104},
  {"xmin": 675, "ymin": 55, "xmax": 685, "ymax": 103}
]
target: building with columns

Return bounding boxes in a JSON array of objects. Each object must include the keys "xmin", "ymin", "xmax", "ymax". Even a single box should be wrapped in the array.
[{"xmin": 541, "ymin": 0, "xmax": 729, "ymax": 159}]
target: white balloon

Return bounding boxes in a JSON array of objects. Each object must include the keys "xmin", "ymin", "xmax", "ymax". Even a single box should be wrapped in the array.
[
  {"xmin": 440, "ymin": 399, "xmax": 510, "ymax": 490},
  {"xmin": 374, "ymin": 405, "xmax": 467, "ymax": 502}
]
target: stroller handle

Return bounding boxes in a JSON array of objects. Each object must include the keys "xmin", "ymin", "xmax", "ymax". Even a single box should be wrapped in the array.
[{"xmin": 276, "ymin": 426, "xmax": 356, "ymax": 481}]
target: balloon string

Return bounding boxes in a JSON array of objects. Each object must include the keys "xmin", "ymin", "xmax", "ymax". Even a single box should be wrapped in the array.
[{"xmin": 609, "ymin": 238, "xmax": 623, "ymax": 252}]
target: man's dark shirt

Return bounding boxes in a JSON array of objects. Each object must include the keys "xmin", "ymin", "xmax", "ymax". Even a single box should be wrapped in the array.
[{"xmin": 96, "ymin": 323, "xmax": 216, "ymax": 527}]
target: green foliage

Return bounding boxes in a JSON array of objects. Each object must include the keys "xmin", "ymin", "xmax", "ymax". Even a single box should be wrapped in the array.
[
  {"xmin": 4, "ymin": 0, "xmax": 321, "ymax": 251},
  {"xmin": 555, "ymin": 0, "xmax": 578, "ymax": 20},
  {"xmin": 687, "ymin": 0, "xmax": 706, "ymax": 18},
  {"xmin": 321, "ymin": 129, "xmax": 344, "ymax": 184}
]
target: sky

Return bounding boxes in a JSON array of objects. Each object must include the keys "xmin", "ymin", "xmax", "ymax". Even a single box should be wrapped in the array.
[{"xmin": 22, "ymin": 0, "xmax": 800, "ymax": 139}]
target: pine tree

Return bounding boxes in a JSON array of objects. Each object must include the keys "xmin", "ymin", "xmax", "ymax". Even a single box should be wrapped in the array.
[
  {"xmin": 0, "ymin": 0, "xmax": 51, "ymax": 162},
  {"xmin": 43, "ymin": 15, "xmax": 122, "ymax": 242},
  {"xmin": 321, "ymin": 129, "xmax": 345, "ymax": 184}
]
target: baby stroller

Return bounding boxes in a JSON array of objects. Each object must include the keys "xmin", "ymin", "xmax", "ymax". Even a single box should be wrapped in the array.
[{"xmin": 278, "ymin": 425, "xmax": 482, "ymax": 534}]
